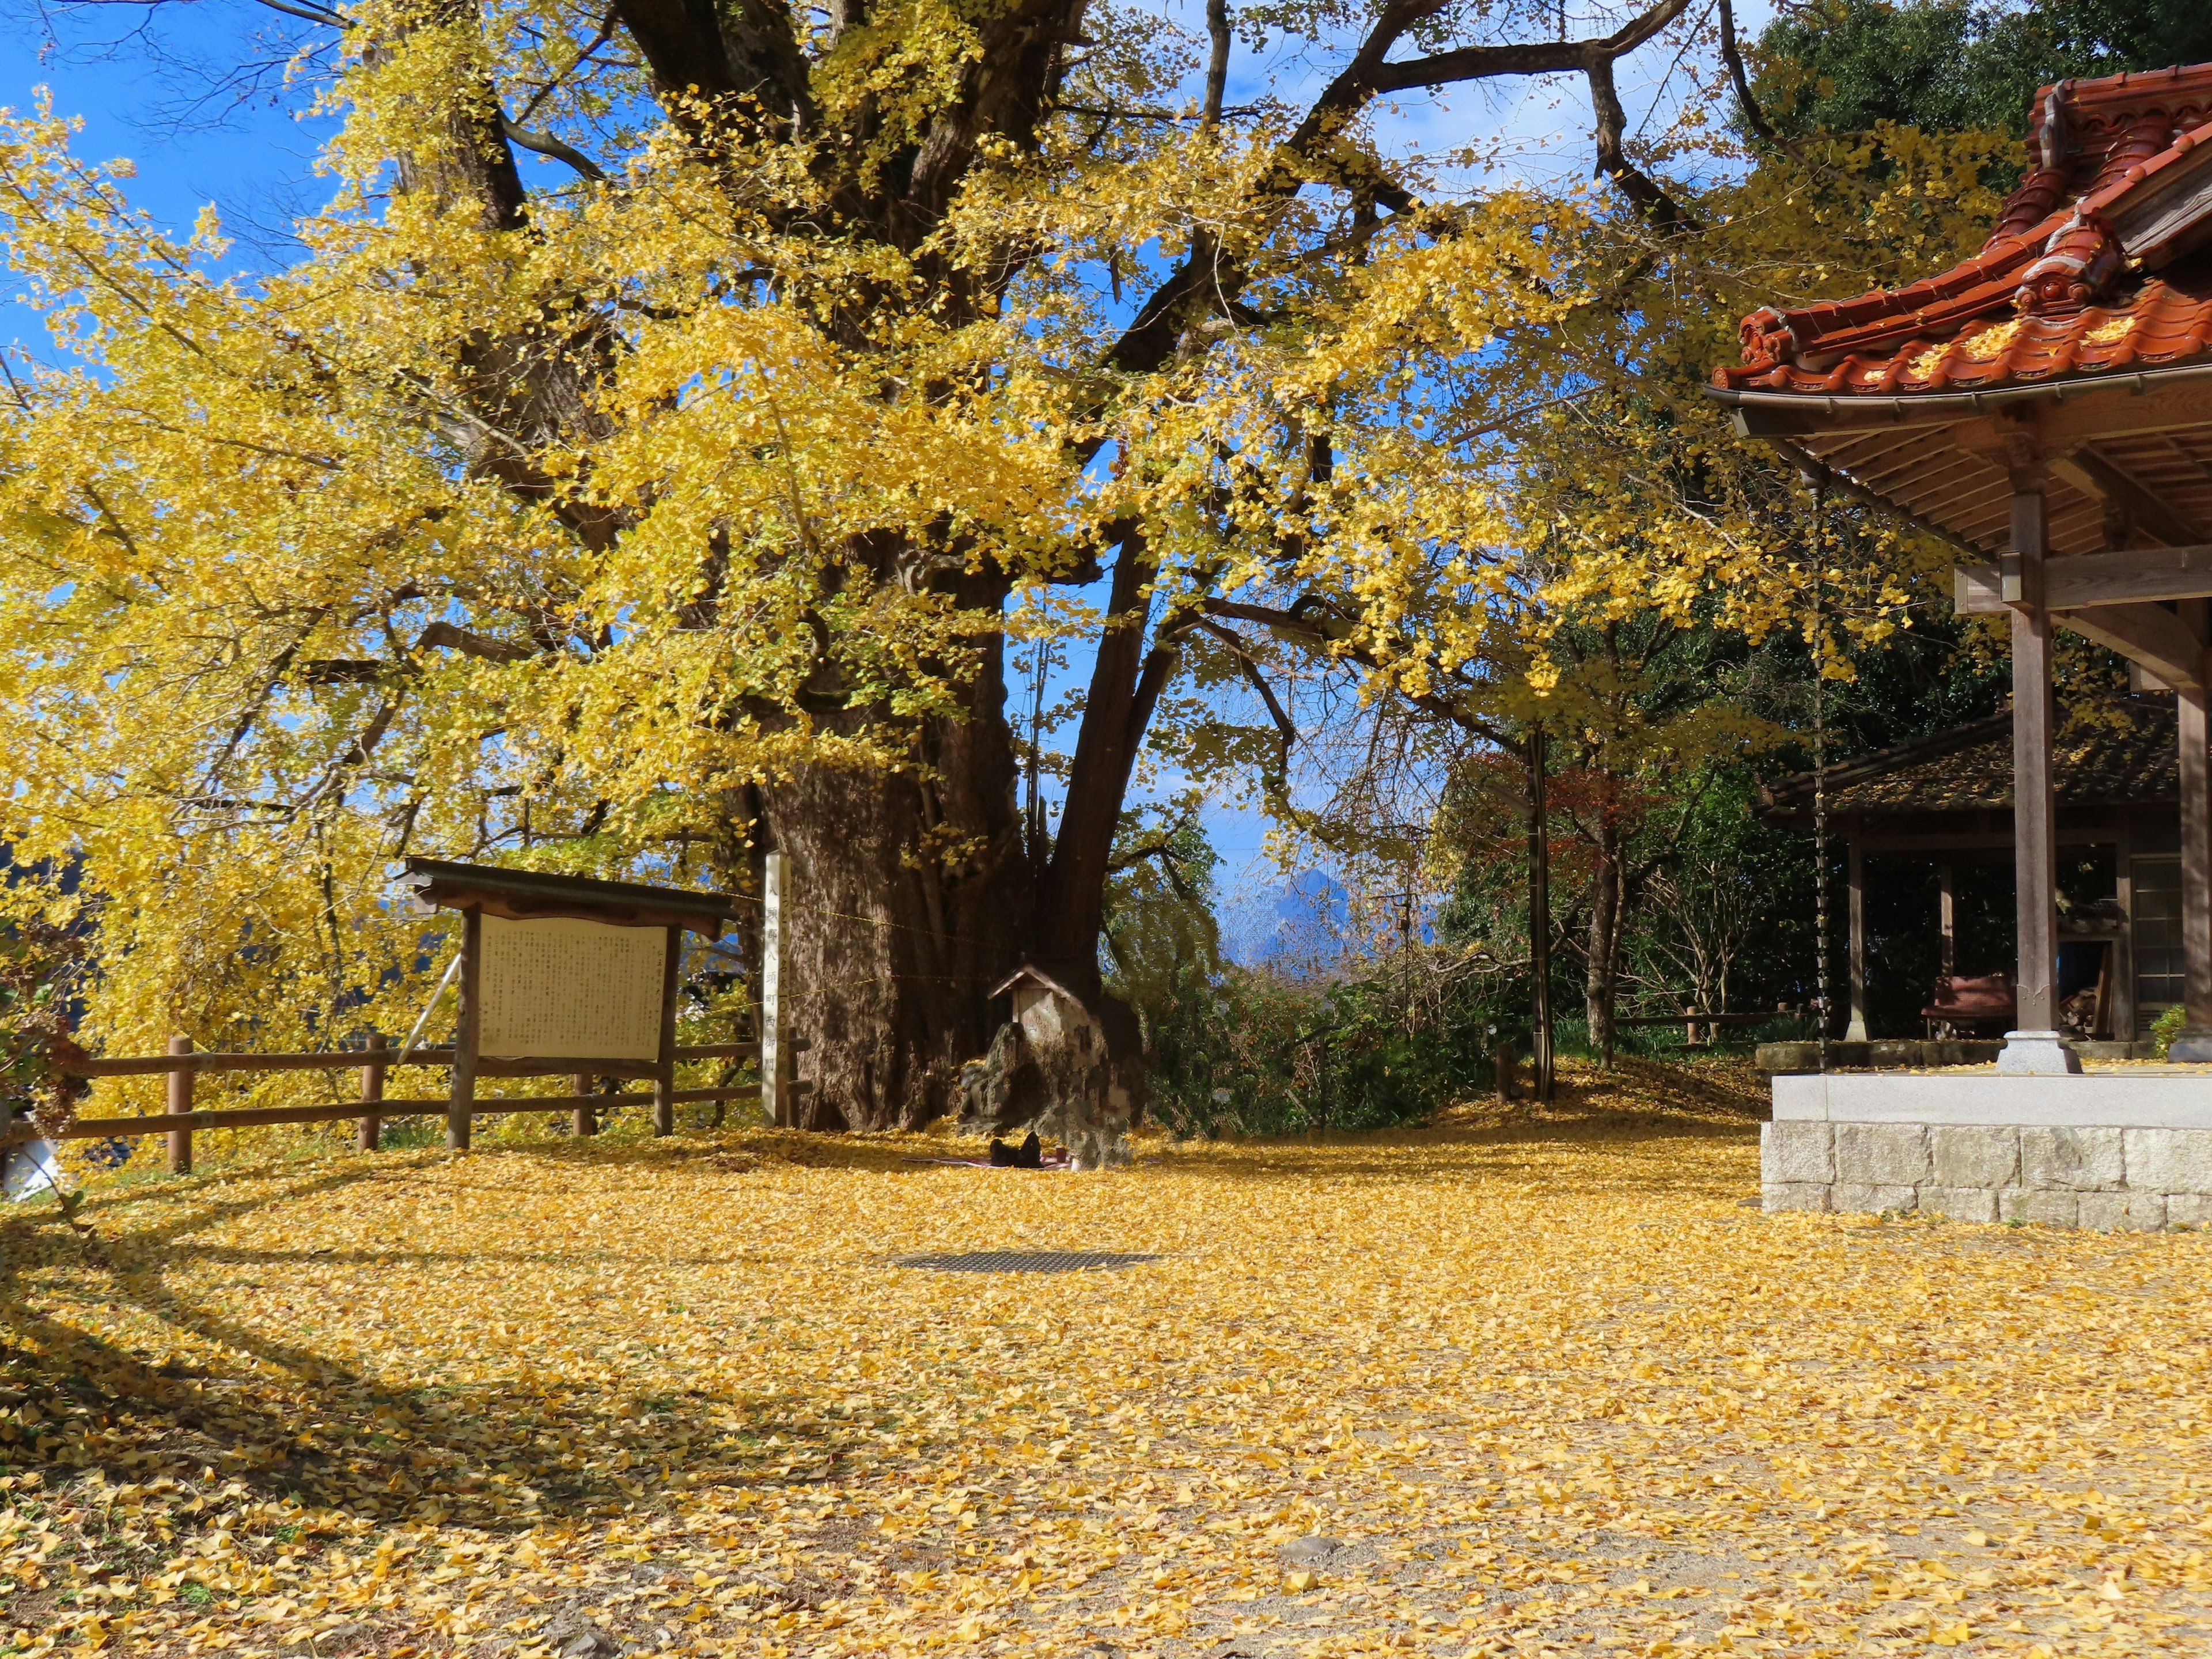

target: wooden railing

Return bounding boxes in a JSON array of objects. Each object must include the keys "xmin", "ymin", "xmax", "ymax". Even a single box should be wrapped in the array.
[
  {"xmin": 3, "ymin": 1036, "xmax": 809, "ymax": 1166},
  {"xmin": 5, "ymin": 855, "xmax": 816, "ymax": 1169}
]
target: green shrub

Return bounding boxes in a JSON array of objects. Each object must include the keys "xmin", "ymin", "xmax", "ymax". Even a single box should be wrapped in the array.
[{"xmin": 2151, "ymin": 1003, "xmax": 2186, "ymax": 1059}]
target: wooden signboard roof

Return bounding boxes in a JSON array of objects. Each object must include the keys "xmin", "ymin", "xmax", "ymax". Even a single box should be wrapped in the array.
[{"xmin": 402, "ymin": 858, "xmax": 741, "ymax": 931}]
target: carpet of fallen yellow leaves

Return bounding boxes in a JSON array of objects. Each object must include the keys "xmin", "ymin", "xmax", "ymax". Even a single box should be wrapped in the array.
[{"xmin": 4, "ymin": 1058, "xmax": 2210, "ymax": 1658}]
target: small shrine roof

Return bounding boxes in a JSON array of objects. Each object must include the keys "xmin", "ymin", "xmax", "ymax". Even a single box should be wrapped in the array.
[
  {"xmin": 1760, "ymin": 700, "xmax": 2190, "ymax": 818},
  {"xmin": 1714, "ymin": 65, "xmax": 2212, "ymax": 401}
]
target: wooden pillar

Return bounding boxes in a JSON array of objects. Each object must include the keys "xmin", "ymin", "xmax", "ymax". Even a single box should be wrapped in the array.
[
  {"xmin": 760, "ymin": 851, "xmax": 789, "ymax": 1128},
  {"xmin": 165, "ymin": 1034, "xmax": 194, "ymax": 1175},
  {"xmin": 358, "ymin": 1032, "xmax": 386, "ymax": 1152},
  {"xmin": 2175, "ymin": 600, "xmax": 2212, "ymax": 1060},
  {"xmin": 1938, "ymin": 863, "xmax": 1957, "ymax": 978},
  {"xmin": 572, "ymin": 1073, "xmax": 596, "ymax": 1138},
  {"xmin": 1845, "ymin": 827, "xmax": 1869, "ymax": 1041},
  {"xmin": 2000, "ymin": 468, "xmax": 2080, "ymax": 1073},
  {"xmin": 446, "ymin": 906, "xmax": 482, "ymax": 1150},
  {"xmin": 653, "ymin": 925, "xmax": 681, "ymax": 1136},
  {"xmin": 2113, "ymin": 815, "xmax": 2137, "ymax": 1043}
]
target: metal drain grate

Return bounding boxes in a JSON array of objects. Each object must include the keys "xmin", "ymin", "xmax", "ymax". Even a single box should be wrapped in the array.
[{"xmin": 895, "ymin": 1250, "xmax": 1160, "ymax": 1274}]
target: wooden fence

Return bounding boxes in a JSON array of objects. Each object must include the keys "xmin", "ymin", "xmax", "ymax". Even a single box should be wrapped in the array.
[
  {"xmin": 30, "ymin": 1035, "xmax": 805, "ymax": 1173},
  {"xmin": 4, "ymin": 854, "xmax": 810, "ymax": 1171}
]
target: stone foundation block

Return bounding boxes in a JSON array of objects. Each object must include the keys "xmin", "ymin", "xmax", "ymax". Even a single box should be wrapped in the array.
[
  {"xmin": 2076, "ymin": 1191, "xmax": 2167, "ymax": 1232},
  {"xmin": 1930, "ymin": 1124, "xmax": 2019, "ymax": 1188},
  {"xmin": 1761, "ymin": 1120, "xmax": 1834, "ymax": 1185},
  {"xmin": 1762, "ymin": 1182, "xmax": 1830, "ymax": 1214},
  {"xmin": 1918, "ymin": 1185, "xmax": 1998, "ymax": 1223},
  {"xmin": 1834, "ymin": 1122, "xmax": 1931, "ymax": 1187},
  {"xmin": 2122, "ymin": 1128, "xmax": 2212, "ymax": 1195},
  {"xmin": 2164, "ymin": 1193, "xmax": 2212, "ymax": 1229},
  {"xmin": 2002, "ymin": 1188, "xmax": 2079, "ymax": 1226},
  {"xmin": 2018, "ymin": 1126, "xmax": 2124, "ymax": 1191},
  {"xmin": 1831, "ymin": 1182, "xmax": 1916, "ymax": 1215}
]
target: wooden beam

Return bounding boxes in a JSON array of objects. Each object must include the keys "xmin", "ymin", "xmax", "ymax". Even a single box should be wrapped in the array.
[
  {"xmin": 359, "ymin": 1032, "xmax": 385, "ymax": 1153},
  {"xmin": 1938, "ymin": 864, "xmax": 1956, "ymax": 979},
  {"xmin": 166, "ymin": 1034, "xmax": 192, "ymax": 1175},
  {"xmin": 2054, "ymin": 602, "xmax": 2207, "ymax": 690},
  {"xmin": 653, "ymin": 923, "xmax": 680, "ymax": 1136},
  {"xmin": 2011, "ymin": 482, "xmax": 2062, "ymax": 1037},
  {"xmin": 1953, "ymin": 379, "xmax": 2212, "ymax": 453},
  {"xmin": 2049, "ymin": 445, "xmax": 2209, "ymax": 546},
  {"xmin": 448, "ymin": 906, "xmax": 481, "ymax": 1152},
  {"xmin": 1955, "ymin": 542, "xmax": 2212, "ymax": 612},
  {"xmin": 2179, "ymin": 601, "xmax": 2212, "ymax": 1057},
  {"xmin": 1846, "ymin": 829, "xmax": 1869, "ymax": 1041},
  {"xmin": 1729, "ymin": 373, "xmax": 2212, "ymax": 442}
]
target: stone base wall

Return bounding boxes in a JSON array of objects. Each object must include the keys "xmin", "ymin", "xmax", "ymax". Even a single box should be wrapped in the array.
[{"xmin": 1762, "ymin": 1120, "xmax": 2212, "ymax": 1229}]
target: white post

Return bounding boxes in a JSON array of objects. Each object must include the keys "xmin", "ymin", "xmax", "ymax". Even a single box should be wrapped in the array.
[{"xmin": 760, "ymin": 852, "xmax": 788, "ymax": 1126}]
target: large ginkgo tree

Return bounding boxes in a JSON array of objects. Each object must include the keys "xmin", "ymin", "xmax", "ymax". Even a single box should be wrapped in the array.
[{"xmin": 0, "ymin": 0, "xmax": 1974, "ymax": 1125}]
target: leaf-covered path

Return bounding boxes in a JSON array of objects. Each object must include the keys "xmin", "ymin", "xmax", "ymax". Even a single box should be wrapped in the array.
[{"xmin": 5, "ymin": 1060, "xmax": 2209, "ymax": 1657}]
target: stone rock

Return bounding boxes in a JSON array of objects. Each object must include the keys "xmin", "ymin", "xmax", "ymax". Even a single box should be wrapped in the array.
[
  {"xmin": 1930, "ymin": 1124, "xmax": 2018, "ymax": 1189},
  {"xmin": 1834, "ymin": 1122, "xmax": 1931, "ymax": 1187},
  {"xmin": 1761, "ymin": 1182, "xmax": 1830, "ymax": 1214},
  {"xmin": 542, "ymin": 1608, "xmax": 625, "ymax": 1658},
  {"xmin": 1831, "ymin": 1182, "xmax": 1916, "ymax": 1216},
  {"xmin": 1760, "ymin": 1121, "xmax": 1833, "ymax": 1185},
  {"xmin": 2122, "ymin": 1128, "xmax": 2212, "ymax": 1195},
  {"xmin": 1918, "ymin": 1185, "xmax": 1998, "ymax": 1223},
  {"xmin": 1995, "ymin": 1031, "xmax": 2083, "ymax": 1074},
  {"xmin": 2001, "ymin": 1188, "xmax": 2078, "ymax": 1227},
  {"xmin": 2165, "ymin": 1192, "xmax": 2212, "ymax": 1229},
  {"xmin": 1278, "ymin": 1536, "xmax": 1346, "ymax": 1567},
  {"xmin": 2019, "ymin": 1126, "xmax": 2124, "ymax": 1191},
  {"xmin": 2077, "ymin": 1191, "xmax": 2166, "ymax": 1232}
]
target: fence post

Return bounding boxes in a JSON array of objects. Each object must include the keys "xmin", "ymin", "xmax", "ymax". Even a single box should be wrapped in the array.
[
  {"xmin": 447, "ymin": 907, "xmax": 481, "ymax": 1152},
  {"xmin": 166, "ymin": 1035, "xmax": 194, "ymax": 1174},
  {"xmin": 653, "ymin": 925, "xmax": 680, "ymax": 1136},
  {"xmin": 760, "ymin": 852, "xmax": 788, "ymax": 1128},
  {"xmin": 572, "ymin": 1072, "xmax": 595, "ymax": 1138},
  {"xmin": 359, "ymin": 1032, "xmax": 386, "ymax": 1152}
]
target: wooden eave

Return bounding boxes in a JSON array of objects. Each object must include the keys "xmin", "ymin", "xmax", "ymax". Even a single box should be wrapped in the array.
[
  {"xmin": 402, "ymin": 857, "xmax": 740, "ymax": 932},
  {"xmin": 1707, "ymin": 364, "xmax": 2212, "ymax": 555}
]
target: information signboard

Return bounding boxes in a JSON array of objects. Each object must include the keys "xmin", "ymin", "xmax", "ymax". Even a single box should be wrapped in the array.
[{"xmin": 478, "ymin": 915, "xmax": 667, "ymax": 1060}]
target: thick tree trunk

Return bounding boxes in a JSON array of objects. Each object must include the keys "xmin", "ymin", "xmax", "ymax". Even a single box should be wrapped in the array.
[
  {"xmin": 1032, "ymin": 533, "xmax": 1168, "ymax": 998},
  {"xmin": 760, "ymin": 636, "xmax": 1031, "ymax": 1130}
]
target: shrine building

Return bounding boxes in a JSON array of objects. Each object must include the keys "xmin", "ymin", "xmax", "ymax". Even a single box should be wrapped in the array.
[{"xmin": 1711, "ymin": 63, "xmax": 2212, "ymax": 1228}]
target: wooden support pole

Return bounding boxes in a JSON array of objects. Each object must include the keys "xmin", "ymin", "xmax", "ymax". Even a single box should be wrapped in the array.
[
  {"xmin": 760, "ymin": 851, "xmax": 789, "ymax": 1128},
  {"xmin": 572, "ymin": 1073, "xmax": 596, "ymax": 1138},
  {"xmin": 166, "ymin": 1034, "xmax": 193, "ymax": 1175},
  {"xmin": 2173, "ymin": 600, "xmax": 2212, "ymax": 1060},
  {"xmin": 2001, "ymin": 468, "xmax": 2081, "ymax": 1074},
  {"xmin": 2115, "ymin": 815, "xmax": 2138, "ymax": 1041},
  {"xmin": 653, "ymin": 925, "xmax": 680, "ymax": 1136},
  {"xmin": 1525, "ymin": 728, "xmax": 1554, "ymax": 1104},
  {"xmin": 358, "ymin": 1032, "xmax": 386, "ymax": 1152},
  {"xmin": 1846, "ymin": 827, "xmax": 1869, "ymax": 1041},
  {"xmin": 447, "ymin": 907, "xmax": 482, "ymax": 1150},
  {"xmin": 1938, "ymin": 863, "xmax": 1957, "ymax": 978}
]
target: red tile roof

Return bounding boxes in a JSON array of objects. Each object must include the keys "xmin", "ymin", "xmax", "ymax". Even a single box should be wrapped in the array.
[{"xmin": 1716, "ymin": 65, "xmax": 2212, "ymax": 399}]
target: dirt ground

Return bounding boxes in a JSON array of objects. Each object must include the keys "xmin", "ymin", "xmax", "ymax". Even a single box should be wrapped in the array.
[{"xmin": 3, "ymin": 1058, "xmax": 2209, "ymax": 1657}]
